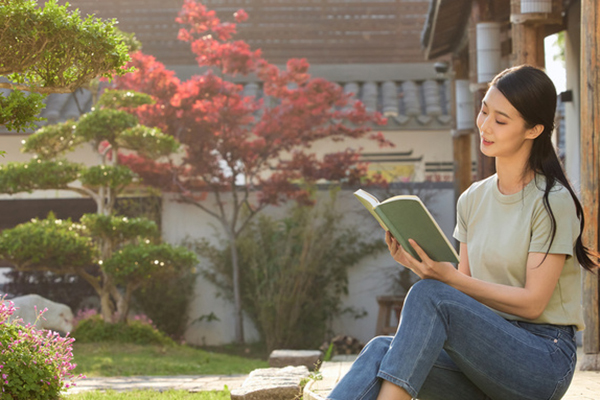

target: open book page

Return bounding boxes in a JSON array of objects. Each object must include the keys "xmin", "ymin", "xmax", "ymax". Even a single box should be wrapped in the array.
[{"xmin": 353, "ymin": 189, "xmax": 388, "ymax": 231}]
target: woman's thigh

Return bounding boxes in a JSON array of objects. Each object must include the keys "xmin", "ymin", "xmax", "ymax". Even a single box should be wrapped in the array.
[{"xmin": 418, "ymin": 350, "xmax": 490, "ymax": 400}]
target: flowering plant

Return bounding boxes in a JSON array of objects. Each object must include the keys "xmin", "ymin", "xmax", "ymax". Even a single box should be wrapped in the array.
[{"xmin": 0, "ymin": 296, "xmax": 83, "ymax": 399}]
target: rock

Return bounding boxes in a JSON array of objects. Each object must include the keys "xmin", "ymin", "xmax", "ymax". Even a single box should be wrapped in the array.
[
  {"xmin": 230, "ymin": 366, "xmax": 309, "ymax": 400},
  {"xmin": 10, "ymin": 294, "xmax": 74, "ymax": 333},
  {"xmin": 268, "ymin": 349, "xmax": 323, "ymax": 370}
]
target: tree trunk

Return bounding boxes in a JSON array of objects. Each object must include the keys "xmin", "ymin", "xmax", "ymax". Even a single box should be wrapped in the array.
[
  {"xmin": 99, "ymin": 273, "xmax": 115, "ymax": 322},
  {"xmin": 117, "ymin": 284, "xmax": 135, "ymax": 323},
  {"xmin": 228, "ymin": 231, "xmax": 245, "ymax": 344}
]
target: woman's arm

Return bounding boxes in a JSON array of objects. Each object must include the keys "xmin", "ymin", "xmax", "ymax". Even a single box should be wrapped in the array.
[{"xmin": 386, "ymin": 233, "xmax": 565, "ymax": 320}]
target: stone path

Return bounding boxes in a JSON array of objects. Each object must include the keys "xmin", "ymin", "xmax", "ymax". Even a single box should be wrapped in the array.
[
  {"xmin": 65, "ymin": 375, "xmax": 247, "ymax": 395},
  {"xmin": 65, "ymin": 353, "xmax": 600, "ymax": 399}
]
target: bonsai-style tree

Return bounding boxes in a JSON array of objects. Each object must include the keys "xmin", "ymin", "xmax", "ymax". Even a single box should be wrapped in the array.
[
  {"xmin": 0, "ymin": 0, "xmax": 131, "ymax": 132},
  {"xmin": 0, "ymin": 90, "xmax": 197, "ymax": 322},
  {"xmin": 111, "ymin": 0, "xmax": 390, "ymax": 343}
]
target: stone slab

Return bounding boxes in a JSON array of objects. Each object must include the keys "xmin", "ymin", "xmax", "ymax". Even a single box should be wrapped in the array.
[
  {"xmin": 269, "ymin": 349, "xmax": 323, "ymax": 370},
  {"xmin": 230, "ymin": 366, "xmax": 309, "ymax": 400}
]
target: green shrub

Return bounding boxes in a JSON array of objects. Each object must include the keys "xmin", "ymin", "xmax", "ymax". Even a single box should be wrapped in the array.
[
  {"xmin": 133, "ymin": 270, "xmax": 197, "ymax": 340},
  {"xmin": 0, "ymin": 297, "xmax": 80, "ymax": 399},
  {"xmin": 197, "ymin": 189, "xmax": 385, "ymax": 351},
  {"xmin": 73, "ymin": 315, "xmax": 175, "ymax": 346}
]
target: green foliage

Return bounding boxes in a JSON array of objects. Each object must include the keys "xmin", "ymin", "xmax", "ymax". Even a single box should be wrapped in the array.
[
  {"xmin": 104, "ymin": 243, "xmax": 198, "ymax": 285},
  {"xmin": 198, "ymin": 191, "xmax": 386, "ymax": 351},
  {"xmin": 73, "ymin": 315, "xmax": 175, "ymax": 346},
  {"xmin": 97, "ymin": 89, "xmax": 155, "ymax": 109},
  {"xmin": 22, "ymin": 120, "xmax": 84, "ymax": 160},
  {"xmin": 76, "ymin": 109, "xmax": 138, "ymax": 144},
  {"xmin": 0, "ymin": 158, "xmax": 81, "ymax": 194},
  {"xmin": 81, "ymin": 214, "xmax": 160, "ymax": 244},
  {"xmin": 134, "ymin": 267, "xmax": 197, "ymax": 339},
  {"xmin": 0, "ymin": 0, "xmax": 131, "ymax": 88},
  {"xmin": 0, "ymin": 0, "xmax": 133, "ymax": 132},
  {"xmin": 118, "ymin": 125, "xmax": 181, "ymax": 159},
  {"xmin": 79, "ymin": 164, "xmax": 136, "ymax": 189},
  {"xmin": 0, "ymin": 213, "xmax": 96, "ymax": 272},
  {"xmin": 0, "ymin": 90, "xmax": 46, "ymax": 132}
]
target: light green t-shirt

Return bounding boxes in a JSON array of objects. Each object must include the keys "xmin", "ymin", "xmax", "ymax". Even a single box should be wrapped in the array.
[{"xmin": 453, "ymin": 174, "xmax": 584, "ymax": 331}]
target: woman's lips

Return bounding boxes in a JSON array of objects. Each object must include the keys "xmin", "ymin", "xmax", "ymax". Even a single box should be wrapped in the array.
[{"xmin": 481, "ymin": 137, "xmax": 494, "ymax": 146}]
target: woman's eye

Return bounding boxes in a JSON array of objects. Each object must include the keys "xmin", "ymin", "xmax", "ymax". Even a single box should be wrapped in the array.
[{"xmin": 496, "ymin": 120, "xmax": 506, "ymax": 125}]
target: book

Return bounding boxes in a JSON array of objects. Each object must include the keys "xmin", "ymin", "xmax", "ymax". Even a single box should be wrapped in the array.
[{"xmin": 354, "ymin": 189, "xmax": 459, "ymax": 264}]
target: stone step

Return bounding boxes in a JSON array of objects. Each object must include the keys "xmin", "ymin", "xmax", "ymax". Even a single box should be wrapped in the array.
[
  {"xmin": 268, "ymin": 349, "xmax": 323, "ymax": 371},
  {"xmin": 230, "ymin": 366, "xmax": 309, "ymax": 400}
]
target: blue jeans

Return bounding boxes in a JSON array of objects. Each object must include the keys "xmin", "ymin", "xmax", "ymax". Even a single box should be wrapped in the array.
[{"xmin": 328, "ymin": 280, "xmax": 577, "ymax": 400}]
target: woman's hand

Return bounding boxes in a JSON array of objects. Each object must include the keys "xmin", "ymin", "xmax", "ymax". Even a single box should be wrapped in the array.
[{"xmin": 385, "ymin": 231, "xmax": 457, "ymax": 282}]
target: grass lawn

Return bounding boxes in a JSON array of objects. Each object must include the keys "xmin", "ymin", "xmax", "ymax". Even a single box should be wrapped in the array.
[
  {"xmin": 72, "ymin": 342, "xmax": 268, "ymax": 377},
  {"xmin": 66, "ymin": 389, "xmax": 229, "ymax": 399}
]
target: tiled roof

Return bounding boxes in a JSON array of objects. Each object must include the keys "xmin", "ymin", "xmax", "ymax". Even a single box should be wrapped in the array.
[
  {"xmin": 52, "ymin": 0, "xmax": 436, "ymax": 66},
  {"xmin": 2, "ymin": 74, "xmax": 450, "ymax": 133}
]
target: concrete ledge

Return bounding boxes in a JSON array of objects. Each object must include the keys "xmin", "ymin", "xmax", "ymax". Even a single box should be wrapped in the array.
[
  {"xmin": 269, "ymin": 349, "xmax": 323, "ymax": 370},
  {"xmin": 230, "ymin": 366, "xmax": 309, "ymax": 400}
]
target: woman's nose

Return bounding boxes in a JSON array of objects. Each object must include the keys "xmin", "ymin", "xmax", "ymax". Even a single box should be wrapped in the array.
[{"xmin": 478, "ymin": 114, "xmax": 490, "ymax": 133}]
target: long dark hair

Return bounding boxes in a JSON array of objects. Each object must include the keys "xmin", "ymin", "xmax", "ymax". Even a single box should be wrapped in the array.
[{"xmin": 491, "ymin": 65, "xmax": 598, "ymax": 272}]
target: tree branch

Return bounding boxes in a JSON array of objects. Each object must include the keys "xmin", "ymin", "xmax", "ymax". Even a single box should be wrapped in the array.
[{"xmin": 0, "ymin": 81, "xmax": 79, "ymax": 94}]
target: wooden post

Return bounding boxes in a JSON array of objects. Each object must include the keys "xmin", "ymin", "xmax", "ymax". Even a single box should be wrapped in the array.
[
  {"xmin": 452, "ymin": 54, "xmax": 473, "ymax": 200},
  {"xmin": 470, "ymin": 0, "xmax": 496, "ymax": 181},
  {"xmin": 510, "ymin": 0, "xmax": 562, "ymax": 67},
  {"xmin": 579, "ymin": 0, "xmax": 600, "ymax": 372},
  {"xmin": 511, "ymin": 23, "xmax": 545, "ymax": 67}
]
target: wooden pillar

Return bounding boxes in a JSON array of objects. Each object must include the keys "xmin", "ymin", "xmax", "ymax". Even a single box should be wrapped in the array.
[
  {"xmin": 579, "ymin": 0, "xmax": 600, "ymax": 372},
  {"xmin": 511, "ymin": 23, "xmax": 546, "ymax": 67},
  {"xmin": 510, "ymin": 0, "xmax": 562, "ymax": 67},
  {"xmin": 452, "ymin": 54, "xmax": 473, "ymax": 200},
  {"xmin": 470, "ymin": 0, "xmax": 496, "ymax": 181}
]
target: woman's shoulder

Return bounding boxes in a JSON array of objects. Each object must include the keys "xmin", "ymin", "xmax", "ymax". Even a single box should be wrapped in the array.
[
  {"xmin": 532, "ymin": 175, "xmax": 577, "ymax": 213},
  {"xmin": 459, "ymin": 174, "xmax": 496, "ymax": 200}
]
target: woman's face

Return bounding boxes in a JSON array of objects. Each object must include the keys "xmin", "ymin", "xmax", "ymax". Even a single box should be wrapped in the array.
[{"xmin": 476, "ymin": 86, "xmax": 540, "ymax": 160}]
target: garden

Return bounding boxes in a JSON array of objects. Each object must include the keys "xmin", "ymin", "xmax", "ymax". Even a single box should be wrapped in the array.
[{"xmin": 0, "ymin": 0, "xmax": 389, "ymax": 399}]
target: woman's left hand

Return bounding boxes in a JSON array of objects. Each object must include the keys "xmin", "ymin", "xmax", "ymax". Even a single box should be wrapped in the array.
[{"xmin": 388, "ymin": 234, "xmax": 456, "ymax": 282}]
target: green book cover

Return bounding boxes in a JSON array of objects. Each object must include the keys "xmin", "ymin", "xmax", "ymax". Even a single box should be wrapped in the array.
[{"xmin": 354, "ymin": 189, "xmax": 459, "ymax": 264}]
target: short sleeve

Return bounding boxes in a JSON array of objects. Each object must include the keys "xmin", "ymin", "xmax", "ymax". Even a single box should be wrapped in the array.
[
  {"xmin": 529, "ymin": 188, "xmax": 579, "ymax": 257},
  {"xmin": 453, "ymin": 188, "xmax": 469, "ymax": 243}
]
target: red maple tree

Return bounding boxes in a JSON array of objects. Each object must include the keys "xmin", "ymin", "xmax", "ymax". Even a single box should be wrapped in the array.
[{"xmin": 112, "ymin": 0, "xmax": 390, "ymax": 343}]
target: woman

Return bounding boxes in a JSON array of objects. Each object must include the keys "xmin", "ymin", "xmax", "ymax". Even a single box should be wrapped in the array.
[{"xmin": 328, "ymin": 65, "xmax": 598, "ymax": 400}]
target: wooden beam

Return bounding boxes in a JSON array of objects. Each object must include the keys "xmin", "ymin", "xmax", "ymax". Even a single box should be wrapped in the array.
[{"xmin": 580, "ymin": 0, "xmax": 600, "ymax": 371}]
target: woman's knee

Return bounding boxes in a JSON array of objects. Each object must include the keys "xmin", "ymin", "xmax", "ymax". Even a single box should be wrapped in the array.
[
  {"xmin": 406, "ymin": 279, "xmax": 448, "ymax": 301},
  {"xmin": 360, "ymin": 335, "xmax": 393, "ymax": 357}
]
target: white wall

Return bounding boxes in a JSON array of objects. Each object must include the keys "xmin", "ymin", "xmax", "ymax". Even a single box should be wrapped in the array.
[{"xmin": 162, "ymin": 185, "xmax": 456, "ymax": 346}]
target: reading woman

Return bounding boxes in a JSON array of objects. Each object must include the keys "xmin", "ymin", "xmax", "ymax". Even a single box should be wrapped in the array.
[{"xmin": 327, "ymin": 65, "xmax": 599, "ymax": 400}]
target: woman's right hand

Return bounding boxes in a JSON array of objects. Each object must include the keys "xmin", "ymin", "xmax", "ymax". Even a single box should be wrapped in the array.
[{"xmin": 385, "ymin": 231, "xmax": 412, "ymax": 267}]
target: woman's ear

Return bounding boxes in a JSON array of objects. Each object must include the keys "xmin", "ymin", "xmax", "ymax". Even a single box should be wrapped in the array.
[{"xmin": 526, "ymin": 124, "xmax": 544, "ymax": 140}]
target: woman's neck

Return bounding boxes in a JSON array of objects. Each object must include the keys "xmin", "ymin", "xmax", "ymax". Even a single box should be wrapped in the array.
[{"xmin": 495, "ymin": 159, "xmax": 534, "ymax": 195}]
